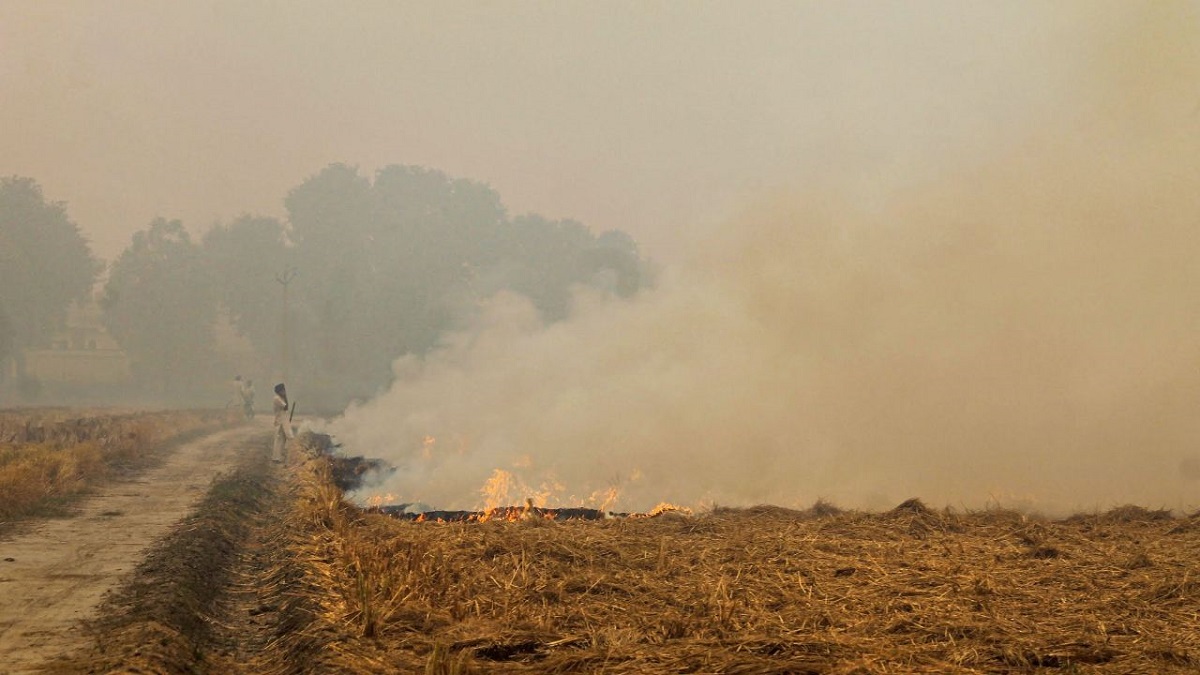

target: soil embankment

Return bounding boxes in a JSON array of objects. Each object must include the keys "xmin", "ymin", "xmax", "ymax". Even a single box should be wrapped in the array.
[{"xmin": 0, "ymin": 421, "xmax": 268, "ymax": 674}]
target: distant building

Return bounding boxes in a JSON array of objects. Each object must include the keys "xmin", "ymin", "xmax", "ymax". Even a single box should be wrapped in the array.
[
  {"xmin": 3, "ymin": 298, "xmax": 265, "ymax": 403},
  {"xmin": 20, "ymin": 300, "xmax": 132, "ymax": 386}
]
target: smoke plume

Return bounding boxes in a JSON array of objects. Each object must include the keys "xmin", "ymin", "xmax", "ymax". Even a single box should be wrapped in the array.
[{"xmin": 330, "ymin": 3, "xmax": 1200, "ymax": 515}]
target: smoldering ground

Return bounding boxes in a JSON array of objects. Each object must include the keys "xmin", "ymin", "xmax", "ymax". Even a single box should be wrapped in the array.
[{"xmin": 330, "ymin": 3, "xmax": 1200, "ymax": 515}]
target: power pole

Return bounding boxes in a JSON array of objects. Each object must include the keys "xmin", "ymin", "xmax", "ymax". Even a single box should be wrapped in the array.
[{"xmin": 275, "ymin": 267, "xmax": 297, "ymax": 383}]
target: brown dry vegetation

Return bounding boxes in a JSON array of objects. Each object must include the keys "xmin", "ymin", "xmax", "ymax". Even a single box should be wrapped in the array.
[
  {"xmin": 41, "ymin": 431, "xmax": 1200, "ymax": 674},
  {"xmin": 50, "ymin": 441, "xmax": 278, "ymax": 675},
  {"xmin": 255, "ymin": 439, "xmax": 1200, "ymax": 674},
  {"xmin": 0, "ymin": 409, "xmax": 226, "ymax": 523}
]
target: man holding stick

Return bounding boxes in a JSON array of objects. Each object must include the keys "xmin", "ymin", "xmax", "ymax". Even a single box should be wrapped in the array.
[{"xmin": 272, "ymin": 382, "xmax": 295, "ymax": 462}]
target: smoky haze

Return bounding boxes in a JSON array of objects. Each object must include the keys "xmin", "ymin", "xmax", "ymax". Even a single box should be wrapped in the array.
[
  {"xmin": 5, "ymin": 2, "xmax": 1200, "ymax": 513},
  {"xmin": 330, "ymin": 2, "xmax": 1200, "ymax": 515},
  {"xmin": 4, "ymin": 1, "xmax": 1087, "ymax": 262}
]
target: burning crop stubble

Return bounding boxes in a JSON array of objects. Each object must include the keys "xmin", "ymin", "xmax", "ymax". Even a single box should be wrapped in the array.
[{"xmin": 331, "ymin": 2, "xmax": 1200, "ymax": 516}]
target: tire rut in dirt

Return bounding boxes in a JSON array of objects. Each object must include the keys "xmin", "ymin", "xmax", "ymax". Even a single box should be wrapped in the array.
[{"xmin": 48, "ymin": 437, "xmax": 280, "ymax": 674}]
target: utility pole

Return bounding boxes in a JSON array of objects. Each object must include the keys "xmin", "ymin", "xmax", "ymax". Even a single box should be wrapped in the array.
[{"xmin": 275, "ymin": 267, "xmax": 298, "ymax": 383}]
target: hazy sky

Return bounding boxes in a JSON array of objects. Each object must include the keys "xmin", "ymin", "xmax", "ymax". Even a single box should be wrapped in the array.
[{"xmin": 2, "ymin": 1, "xmax": 1090, "ymax": 261}]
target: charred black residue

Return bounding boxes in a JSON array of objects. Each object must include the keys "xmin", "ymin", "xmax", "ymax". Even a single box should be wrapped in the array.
[{"xmin": 298, "ymin": 431, "xmax": 394, "ymax": 493}]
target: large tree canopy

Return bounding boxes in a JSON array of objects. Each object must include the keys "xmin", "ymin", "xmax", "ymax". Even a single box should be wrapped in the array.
[
  {"xmin": 280, "ymin": 163, "xmax": 644, "ymax": 405},
  {"xmin": 102, "ymin": 218, "xmax": 216, "ymax": 396},
  {"xmin": 95, "ymin": 162, "xmax": 644, "ymax": 407},
  {"xmin": 0, "ymin": 176, "xmax": 100, "ymax": 360},
  {"xmin": 284, "ymin": 164, "xmax": 508, "ymax": 400}
]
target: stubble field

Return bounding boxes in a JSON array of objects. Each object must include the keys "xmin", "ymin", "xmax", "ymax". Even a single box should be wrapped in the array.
[
  {"xmin": 266, "ymin": 442, "xmax": 1200, "ymax": 674},
  {"xmin": 7, "ymin": 420, "xmax": 1198, "ymax": 674}
]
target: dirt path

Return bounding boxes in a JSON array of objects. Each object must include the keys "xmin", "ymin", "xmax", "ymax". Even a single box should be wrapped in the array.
[{"xmin": 0, "ymin": 421, "xmax": 270, "ymax": 675}]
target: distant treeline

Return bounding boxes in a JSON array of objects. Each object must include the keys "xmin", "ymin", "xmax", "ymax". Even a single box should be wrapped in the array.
[{"xmin": 0, "ymin": 165, "xmax": 646, "ymax": 407}]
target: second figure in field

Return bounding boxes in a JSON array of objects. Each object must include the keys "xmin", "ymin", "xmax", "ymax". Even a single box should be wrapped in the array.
[{"xmin": 240, "ymin": 378, "xmax": 255, "ymax": 420}]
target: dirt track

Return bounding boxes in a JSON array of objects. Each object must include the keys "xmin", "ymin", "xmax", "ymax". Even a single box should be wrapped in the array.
[{"xmin": 0, "ymin": 421, "xmax": 269, "ymax": 675}]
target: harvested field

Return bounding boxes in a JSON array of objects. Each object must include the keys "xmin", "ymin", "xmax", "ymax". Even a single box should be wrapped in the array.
[
  {"xmin": 260, "ymin": 437, "xmax": 1200, "ymax": 674},
  {"xmin": 49, "ymin": 437, "xmax": 279, "ymax": 674},
  {"xmin": 0, "ymin": 408, "xmax": 227, "ymax": 525},
  {"xmin": 6, "ymin": 426, "xmax": 1198, "ymax": 673},
  {"xmin": 0, "ymin": 422, "xmax": 267, "ymax": 673}
]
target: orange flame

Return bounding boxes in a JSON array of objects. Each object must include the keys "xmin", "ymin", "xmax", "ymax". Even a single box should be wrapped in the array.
[
  {"xmin": 478, "ymin": 467, "xmax": 565, "ymax": 511},
  {"xmin": 587, "ymin": 486, "xmax": 621, "ymax": 512},
  {"xmin": 480, "ymin": 468, "xmax": 516, "ymax": 511},
  {"xmin": 645, "ymin": 502, "xmax": 693, "ymax": 517},
  {"xmin": 365, "ymin": 492, "xmax": 398, "ymax": 508}
]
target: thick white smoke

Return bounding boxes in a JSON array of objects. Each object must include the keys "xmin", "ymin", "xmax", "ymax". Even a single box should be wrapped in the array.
[{"xmin": 330, "ymin": 3, "xmax": 1200, "ymax": 515}]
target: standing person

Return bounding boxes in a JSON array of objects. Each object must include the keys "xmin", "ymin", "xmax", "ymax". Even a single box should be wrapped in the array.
[
  {"xmin": 241, "ymin": 379, "xmax": 256, "ymax": 420},
  {"xmin": 230, "ymin": 375, "xmax": 244, "ymax": 409},
  {"xmin": 272, "ymin": 383, "xmax": 294, "ymax": 462}
]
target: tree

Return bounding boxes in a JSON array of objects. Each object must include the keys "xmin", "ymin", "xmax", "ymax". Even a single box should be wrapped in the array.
[
  {"xmin": 285, "ymin": 164, "xmax": 508, "ymax": 402},
  {"xmin": 492, "ymin": 216, "xmax": 643, "ymax": 320},
  {"xmin": 588, "ymin": 229, "xmax": 643, "ymax": 298},
  {"xmin": 365, "ymin": 164, "xmax": 506, "ymax": 357},
  {"xmin": 0, "ymin": 176, "xmax": 101, "ymax": 360},
  {"xmin": 202, "ymin": 215, "xmax": 289, "ymax": 372},
  {"xmin": 102, "ymin": 219, "xmax": 217, "ymax": 397},
  {"xmin": 283, "ymin": 164, "xmax": 374, "ymax": 399},
  {"xmin": 278, "ymin": 162, "xmax": 647, "ymax": 407}
]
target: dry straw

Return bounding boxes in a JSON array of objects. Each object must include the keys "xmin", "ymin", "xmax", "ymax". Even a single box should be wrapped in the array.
[
  {"xmin": 0, "ymin": 410, "xmax": 224, "ymax": 521},
  {"xmin": 274, "ymin": 438, "xmax": 1200, "ymax": 674}
]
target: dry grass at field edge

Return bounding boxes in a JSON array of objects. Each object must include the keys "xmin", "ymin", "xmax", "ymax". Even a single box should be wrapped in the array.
[{"xmin": 0, "ymin": 409, "xmax": 231, "ymax": 524}]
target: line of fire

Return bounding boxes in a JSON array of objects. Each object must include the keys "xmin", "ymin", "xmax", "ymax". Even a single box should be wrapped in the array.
[{"xmin": 318, "ymin": 433, "xmax": 691, "ymax": 524}]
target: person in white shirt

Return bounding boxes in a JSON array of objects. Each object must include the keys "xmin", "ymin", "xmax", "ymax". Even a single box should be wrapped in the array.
[
  {"xmin": 241, "ymin": 379, "xmax": 256, "ymax": 420},
  {"xmin": 272, "ymin": 383, "xmax": 294, "ymax": 462}
]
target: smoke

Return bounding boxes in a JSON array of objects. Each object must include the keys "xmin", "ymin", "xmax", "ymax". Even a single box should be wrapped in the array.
[{"xmin": 330, "ymin": 3, "xmax": 1200, "ymax": 515}]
